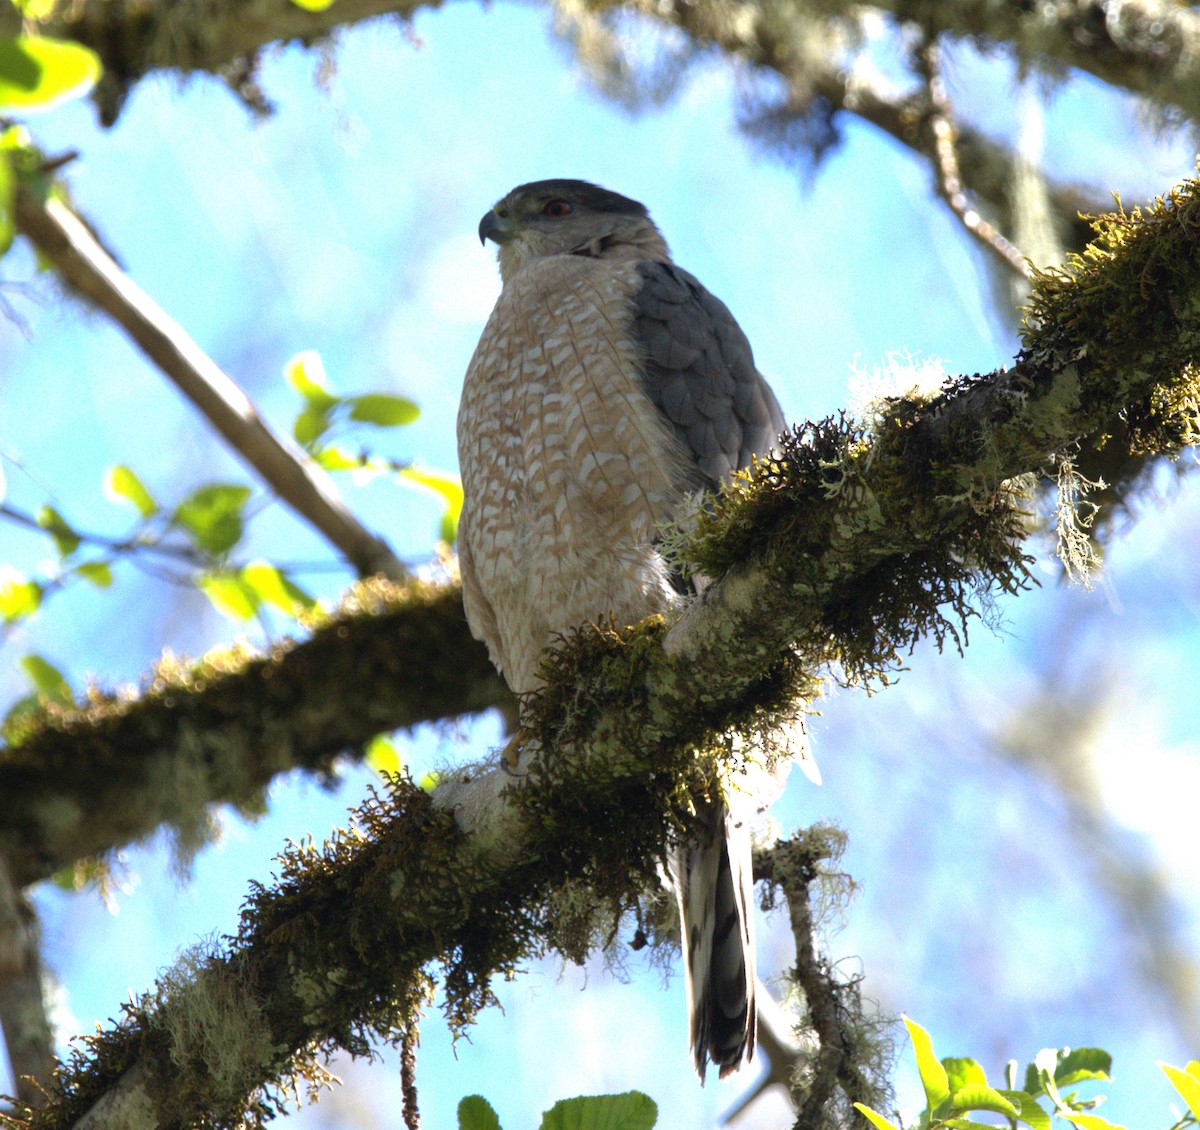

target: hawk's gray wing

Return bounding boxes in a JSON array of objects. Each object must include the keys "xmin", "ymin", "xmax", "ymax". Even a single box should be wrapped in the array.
[
  {"xmin": 633, "ymin": 260, "xmax": 784, "ymax": 1080},
  {"xmin": 632, "ymin": 261, "xmax": 785, "ymax": 491}
]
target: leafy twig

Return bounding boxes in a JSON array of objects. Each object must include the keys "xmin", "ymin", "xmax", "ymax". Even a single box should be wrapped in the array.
[{"xmin": 12, "ymin": 183, "xmax": 404, "ymax": 580}]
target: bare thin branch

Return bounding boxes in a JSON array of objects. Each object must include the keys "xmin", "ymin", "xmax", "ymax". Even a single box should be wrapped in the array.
[
  {"xmin": 12, "ymin": 186, "xmax": 403, "ymax": 580},
  {"xmin": 919, "ymin": 41, "xmax": 1032, "ymax": 279}
]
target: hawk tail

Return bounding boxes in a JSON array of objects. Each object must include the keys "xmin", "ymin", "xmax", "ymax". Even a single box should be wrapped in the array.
[{"xmin": 673, "ymin": 802, "xmax": 757, "ymax": 1080}]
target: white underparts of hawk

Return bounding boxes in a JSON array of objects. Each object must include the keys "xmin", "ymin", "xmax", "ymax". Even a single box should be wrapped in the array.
[{"xmin": 456, "ymin": 179, "xmax": 787, "ymax": 1080}]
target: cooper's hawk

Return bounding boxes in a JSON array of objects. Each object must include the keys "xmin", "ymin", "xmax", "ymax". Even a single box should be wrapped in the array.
[{"xmin": 457, "ymin": 179, "xmax": 786, "ymax": 1079}]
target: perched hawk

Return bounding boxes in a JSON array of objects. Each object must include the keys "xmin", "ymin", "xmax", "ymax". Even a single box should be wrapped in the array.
[{"xmin": 457, "ymin": 179, "xmax": 786, "ymax": 1079}]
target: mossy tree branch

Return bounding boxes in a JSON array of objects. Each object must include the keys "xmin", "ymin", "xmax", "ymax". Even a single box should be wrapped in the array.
[
  {"xmin": 6, "ymin": 0, "xmax": 1170, "ymax": 257},
  {"xmin": 0, "ymin": 579, "xmax": 512, "ymax": 891},
  {"xmin": 24, "ymin": 0, "xmax": 1200, "ymax": 124},
  {"xmin": 2, "ymin": 177, "xmax": 1198, "ymax": 1127}
]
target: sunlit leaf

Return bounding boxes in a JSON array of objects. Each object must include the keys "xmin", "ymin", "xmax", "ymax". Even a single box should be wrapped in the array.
[
  {"xmin": 104, "ymin": 465, "xmax": 158, "ymax": 518},
  {"xmin": 396, "ymin": 466, "xmax": 463, "ymax": 543},
  {"xmin": 852, "ymin": 1105, "xmax": 900, "ymax": 1130},
  {"xmin": 944, "ymin": 1058, "xmax": 988, "ymax": 1095},
  {"xmin": 1055, "ymin": 1049, "xmax": 1112, "ymax": 1087},
  {"xmin": 289, "ymin": 0, "xmax": 337, "ymax": 9},
  {"xmin": 1160, "ymin": 1061, "xmax": 1200, "ymax": 1119},
  {"xmin": 458, "ymin": 1095, "xmax": 502, "ymax": 1130},
  {"xmin": 364, "ymin": 733, "xmax": 402, "ymax": 775},
  {"xmin": 174, "ymin": 484, "xmax": 252, "ymax": 557},
  {"xmin": 419, "ymin": 770, "xmax": 442, "ymax": 792},
  {"xmin": 197, "ymin": 573, "xmax": 259, "ymax": 621},
  {"xmin": 0, "ymin": 38, "xmax": 101, "ymax": 111},
  {"xmin": 240, "ymin": 560, "xmax": 314, "ymax": 616},
  {"xmin": 948, "ymin": 1083, "xmax": 1018, "ymax": 1117},
  {"xmin": 0, "ymin": 566, "xmax": 41, "ymax": 621},
  {"xmin": 904, "ymin": 1017, "xmax": 950, "ymax": 1109},
  {"xmin": 347, "ymin": 392, "xmax": 420, "ymax": 428},
  {"xmin": 1059, "ymin": 1114, "xmax": 1124, "ymax": 1130},
  {"xmin": 37, "ymin": 504, "xmax": 80, "ymax": 557},
  {"xmin": 538, "ymin": 1091, "xmax": 657, "ymax": 1130},
  {"xmin": 314, "ymin": 445, "xmax": 361, "ymax": 471},
  {"xmin": 998, "ymin": 1090, "xmax": 1052, "ymax": 1130},
  {"xmin": 284, "ymin": 350, "xmax": 339, "ymax": 410},
  {"xmin": 76, "ymin": 561, "xmax": 113, "ymax": 588},
  {"xmin": 13, "ymin": 0, "xmax": 57, "ymax": 18},
  {"xmin": 20, "ymin": 653, "xmax": 70, "ymax": 704}
]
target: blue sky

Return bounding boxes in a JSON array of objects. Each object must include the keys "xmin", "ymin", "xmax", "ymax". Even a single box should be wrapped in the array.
[{"xmin": 1, "ymin": 7, "xmax": 1198, "ymax": 1128}]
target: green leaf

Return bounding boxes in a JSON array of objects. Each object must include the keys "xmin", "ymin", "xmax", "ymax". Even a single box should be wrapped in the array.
[
  {"xmin": 419, "ymin": 770, "xmax": 442, "ymax": 792},
  {"xmin": 948, "ymin": 1084, "xmax": 1018, "ymax": 1117},
  {"xmin": 76, "ymin": 561, "xmax": 113, "ymax": 588},
  {"xmin": 239, "ymin": 560, "xmax": 314, "ymax": 616},
  {"xmin": 197, "ymin": 573, "xmax": 259, "ymax": 622},
  {"xmin": 347, "ymin": 392, "xmax": 420, "ymax": 428},
  {"xmin": 458, "ymin": 1095, "xmax": 502, "ymax": 1130},
  {"xmin": 37, "ymin": 504, "xmax": 80, "ymax": 557},
  {"xmin": 293, "ymin": 405, "xmax": 333, "ymax": 447},
  {"xmin": 0, "ymin": 566, "xmax": 41, "ymax": 621},
  {"xmin": 174, "ymin": 484, "xmax": 252, "ymax": 557},
  {"xmin": 396, "ymin": 466, "xmax": 464, "ymax": 542},
  {"xmin": 14, "ymin": 0, "xmax": 57, "ymax": 17},
  {"xmin": 290, "ymin": 0, "xmax": 337, "ymax": 9},
  {"xmin": 943, "ymin": 1058, "xmax": 988, "ymax": 1095},
  {"xmin": 0, "ymin": 148, "xmax": 13, "ymax": 257},
  {"xmin": 365, "ymin": 733, "xmax": 402, "ymax": 775},
  {"xmin": 998, "ymin": 1090, "xmax": 1052, "ymax": 1130},
  {"xmin": 1055, "ymin": 1049, "xmax": 1112, "ymax": 1087},
  {"xmin": 1160, "ymin": 1061, "xmax": 1200, "ymax": 1119},
  {"xmin": 20, "ymin": 653, "xmax": 70, "ymax": 704},
  {"xmin": 314, "ymin": 445, "xmax": 361, "ymax": 471},
  {"xmin": 538, "ymin": 1092, "xmax": 657, "ymax": 1130},
  {"xmin": 284, "ymin": 350, "xmax": 339, "ymax": 410},
  {"xmin": 1059, "ymin": 1114, "xmax": 1124, "ymax": 1130},
  {"xmin": 0, "ymin": 37, "xmax": 101, "ymax": 111},
  {"xmin": 904, "ymin": 1017, "xmax": 950, "ymax": 1109},
  {"xmin": 104, "ymin": 465, "xmax": 158, "ymax": 518},
  {"xmin": 853, "ymin": 1104, "xmax": 900, "ymax": 1130}
]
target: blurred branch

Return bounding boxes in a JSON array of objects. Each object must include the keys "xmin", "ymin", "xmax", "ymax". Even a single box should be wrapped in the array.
[
  {"xmin": 0, "ymin": 578, "xmax": 513, "ymax": 890},
  {"xmin": 23, "ymin": 0, "xmax": 1200, "ymax": 160},
  {"xmin": 12, "ymin": 185, "xmax": 403, "ymax": 581},
  {"xmin": 995, "ymin": 658, "xmax": 1200, "ymax": 1050},
  {"xmin": 6, "ymin": 167, "xmax": 1196, "ymax": 1128},
  {"xmin": 0, "ymin": 859, "xmax": 53, "ymax": 1111},
  {"xmin": 918, "ymin": 40, "xmax": 1032, "ymax": 281}
]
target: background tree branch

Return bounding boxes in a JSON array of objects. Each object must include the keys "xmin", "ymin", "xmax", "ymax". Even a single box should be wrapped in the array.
[{"xmin": 12, "ymin": 182, "xmax": 404, "ymax": 580}]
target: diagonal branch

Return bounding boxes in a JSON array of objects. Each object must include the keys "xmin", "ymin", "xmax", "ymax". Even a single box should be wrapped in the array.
[
  {"xmin": 918, "ymin": 40, "xmax": 1032, "ymax": 280},
  {"xmin": 12, "ymin": 183, "xmax": 403, "ymax": 580},
  {"xmin": 5, "ymin": 171, "xmax": 1199, "ymax": 1130}
]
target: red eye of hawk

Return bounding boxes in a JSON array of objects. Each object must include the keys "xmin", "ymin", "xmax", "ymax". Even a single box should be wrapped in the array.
[{"xmin": 543, "ymin": 199, "xmax": 573, "ymax": 218}]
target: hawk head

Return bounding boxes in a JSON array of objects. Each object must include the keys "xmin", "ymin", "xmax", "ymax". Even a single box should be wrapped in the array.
[{"xmin": 479, "ymin": 179, "xmax": 670, "ymax": 282}]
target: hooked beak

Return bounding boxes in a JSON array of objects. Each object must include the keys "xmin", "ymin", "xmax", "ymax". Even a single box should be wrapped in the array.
[{"xmin": 478, "ymin": 209, "xmax": 514, "ymax": 245}]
